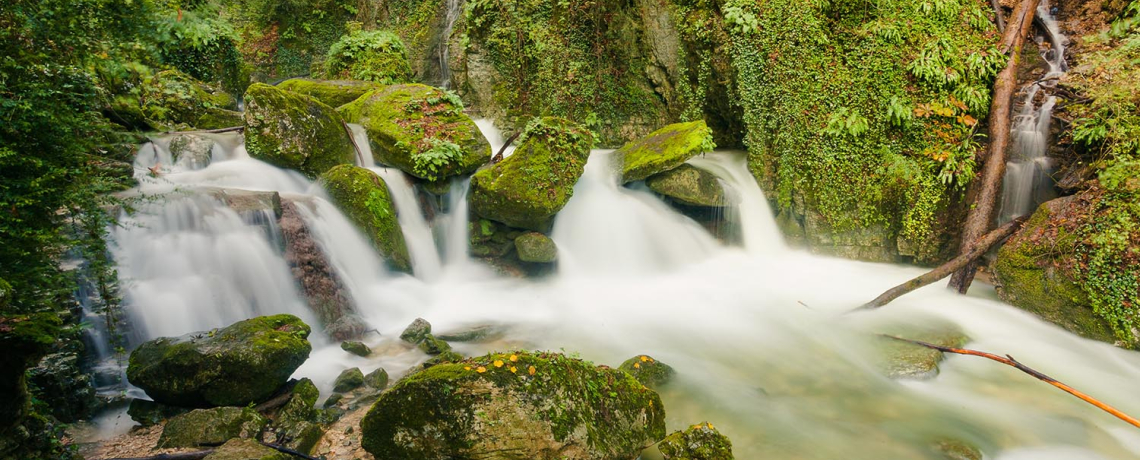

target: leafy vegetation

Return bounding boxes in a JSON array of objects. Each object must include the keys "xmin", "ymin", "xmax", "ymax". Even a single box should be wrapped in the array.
[{"xmin": 324, "ymin": 27, "xmax": 414, "ymax": 83}]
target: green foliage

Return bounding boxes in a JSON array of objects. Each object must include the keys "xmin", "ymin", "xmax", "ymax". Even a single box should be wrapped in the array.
[
  {"xmin": 823, "ymin": 107, "xmax": 870, "ymax": 137},
  {"xmin": 414, "ymin": 139, "xmax": 466, "ymax": 182},
  {"xmin": 324, "ymin": 29, "xmax": 414, "ymax": 83},
  {"xmin": 224, "ymin": 0, "xmax": 359, "ymax": 77},
  {"xmin": 155, "ymin": 7, "xmax": 248, "ymax": 95}
]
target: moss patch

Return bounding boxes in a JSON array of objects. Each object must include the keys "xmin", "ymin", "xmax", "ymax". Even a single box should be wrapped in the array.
[
  {"xmin": 657, "ymin": 422, "xmax": 735, "ymax": 460},
  {"xmin": 618, "ymin": 355, "xmax": 675, "ymax": 389},
  {"xmin": 318, "ymin": 165, "xmax": 412, "ymax": 272},
  {"xmin": 159, "ymin": 407, "xmax": 268, "ymax": 448},
  {"xmin": 323, "ymin": 29, "xmax": 414, "ymax": 84},
  {"xmin": 140, "ymin": 70, "xmax": 241, "ymax": 130},
  {"xmin": 243, "ymin": 83, "xmax": 356, "ymax": 179},
  {"xmin": 277, "ymin": 78, "xmax": 382, "ymax": 108},
  {"xmin": 620, "ymin": 120, "xmax": 714, "ymax": 182}
]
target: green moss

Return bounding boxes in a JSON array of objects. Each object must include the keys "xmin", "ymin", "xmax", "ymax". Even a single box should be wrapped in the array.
[
  {"xmin": 620, "ymin": 120, "xmax": 714, "ymax": 182},
  {"xmin": 332, "ymin": 367, "xmax": 365, "ymax": 393},
  {"xmin": 324, "ymin": 29, "xmax": 414, "ymax": 84},
  {"xmin": 360, "ymin": 350, "xmax": 665, "ymax": 460},
  {"xmin": 618, "ymin": 355, "xmax": 676, "ymax": 389},
  {"xmin": 243, "ymin": 83, "xmax": 356, "ymax": 179},
  {"xmin": 141, "ymin": 70, "xmax": 240, "ymax": 130},
  {"xmin": 514, "ymin": 232, "xmax": 558, "ymax": 263},
  {"xmin": 318, "ymin": 165, "xmax": 412, "ymax": 272},
  {"xmin": 340, "ymin": 340, "xmax": 371, "ymax": 357},
  {"xmin": 657, "ymin": 422, "xmax": 735, "ymax": 460},
  {"xmin": 645, "ymin": 164, "xmax": 727, "ymax": 207},
  {"xmin": 158, "ymin": 407, "xmax": 268, "ymax": 448},
  {"xmin": 469, "ymin": 117, "xmax": 593, "ymax": 231},
  {"xmin": 339, "ymin": 84, "xmax": 490, "ymax": 181},
  {"xmin": 277, "ymin": 78, "xmax": 382, "ymax": 108},
  {"xmin": 364, "ymin": 368, "xmax": 389, "ymax": 389},
  {"xmin": 417, "ymin": 334, "xmax": 452, "ymax": 355},
  {"xmin": 224, "ymin": 0, "xmax": 355, "ymax": 79},
  {"xmin": 204, "ymin": 438, "xmax": 290, "ymax": 460}
]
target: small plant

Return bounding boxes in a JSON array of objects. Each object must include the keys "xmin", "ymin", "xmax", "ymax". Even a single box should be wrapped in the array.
[
  {"xmin": 886, "ymin": 96, "xmax": 913, "ymax": 127},
  {"xmin": 412, "ymin": 139, "xmax": 464, "ymax": 182},
  {"xmin": 823, "ymin": 107, "xmax": 869, "ymax": 138}
]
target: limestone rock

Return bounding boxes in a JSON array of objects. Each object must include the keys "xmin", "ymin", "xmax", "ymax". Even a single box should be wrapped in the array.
[
  {"xmin": 646, "ymin": 164, "xmax": 728, "ymax": 207},
  {"xmin": 514, "ymin": 232, "xmax": 558, "ymax": 263},
  {"xmin": 620, "ymin": 120, "xmax": 714, "ymax": 183},
  {"xmin": 243, "ymin": 83, "xmax": 356, "ymax": 179},
  {"xmin": 277, "ymin": 78, "xmax": 382, "ymax": 108}
]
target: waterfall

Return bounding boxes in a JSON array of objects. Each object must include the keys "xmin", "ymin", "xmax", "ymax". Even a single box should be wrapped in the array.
[
  {"xmin": 370, "ymin": 167, "xmax": 445, "ymax": 280},
  {"xmin": 687, "ymin": 151, "xmax": 786, "ymax": 254},
  {"xmin": 437, "ymin": 0, "xmax": 462, "ymax": 89}
]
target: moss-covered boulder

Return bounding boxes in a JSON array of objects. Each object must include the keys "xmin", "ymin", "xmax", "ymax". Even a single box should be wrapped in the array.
[
  {"xmin": 620, "ymin": 121, "xmax": 714, "ymax": 183},
  {"xmin": 27, "ymin": 352, "xmax": 96, "ymax": 423},
  {"xmin": 318, "ymin": 165, "xmax": 411, "ymax": 272},
  {"xmin": 126, "ymin": 314, "xmax": 312, "ymax": 407},
  {"xmin": 360, "ymin": 351, "xmax": 665, "ymax": 460},
  {"xmin": 158, "ymin": 406, "xmax": 268, "ymax": 448},
  {"xmin": 416, "ymin": 334, "xmax": 451, "ymax": 355},
  {"xmin": 0, "ymin": 313, "xmax": 60, "ymax": 433},
  {"xmin": 204, "ymin": 438, "xmax": 290, "ymax": 460},
  {"xmin": 993, "ymin": 196, "xmax": 1117, "ymax": 344},
  {"xmin": 243, "ymin": 83, "xmax": 356, "ymax": 179},
  {"xmin": 333, "ymin": 368, "xmax": 365, "ymax": 393},
  {"xmin": 340, "ymin": 341, "xmax": 371, "ymax": 357},
  {"xmin": 646, "ymin": 164, "xmax": 728, "ymax": 207},
  {"xmin": 364, "ymin": 368, "xmax": 389, "ymax": 389},
  {"xmin": 339, "ymin": 84, "xmax": 490, "ymax": 181},
  {"xmin": 619, "ymin": 355, "xmax": 676, "ymax": 389},
  {"xmin": 469, "ymin": 117, "xmax": 594, "ymax": 231},
  {"xmin": 270, "ymin": 379, "xmax": 323, "ymax": 454},
  {"xmin": 514, "ymin": 232, "xmax": 558, "ymax": 263},
  {"xmin": 323, "ymin": 30, "xmax": 414, "ymax": 84},
  {"xmin": 141, "ymin": 70, "xmax": 241, "ymax": 130},
  {"xmin": 656, "ymin": 422, "xmax": 734, "ymax": 460},
  {"xmin": 277, "ymin": 78, "xmax": 382, "ymax": 108},
  {"xmin": 128, "ymin": 398, "xmax": 190, "ymax": 427},
  {"xmin": 399, "ymin": 318, "xmax": 432, "ymax": 344}
]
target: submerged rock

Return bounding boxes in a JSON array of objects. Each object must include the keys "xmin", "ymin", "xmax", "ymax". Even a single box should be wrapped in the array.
[
  {"xmin": 203, "ymin": 438, "xmax": 289, "ymax": 460},
  {"xmin": 360, "ymin": 350, "xmax": 665, "ymax": 460},
  {"xmin": 333, "ymin": 368, "xmax": 365, "ymax": 393},
  {"xmin": 318, "ymin": 165, "xmax": 412, "ymax": 273},
  {"xmin": 243, "ymin": 83, "xmax": 356, "ymax": 179},
  {"xmin": 620, "ymin": 120, "xmax": 714, "ymax": 183},
  {"xmin": 141, "ymin": 70, "xmax": 241, "ymax": 130},
  {"xmin": 158, "ymin": 406, "xmax": 268, "ymax": 448},
  {"xmin": 277, "ymin": 78, "xmax": 382, "ymax": 108},
  {"xmin": 341, "ymin": 341, "xmax": 371, "ymax": 357},
  {"xmin": 435, "ymin": 324, "xmax": 506, "ymax": 343},
  {"xmin": 416, "ymin": 334, "xmax": 451, "ymax": 355},
  {"xmin": 126, "ymin": 314, "xmax": 312, "ymax": 407},
  {"xmin": 933, "ymin": 439, "xmax": 982, "ymax": 460},
  {"xmin": 339, "ymin": 84, "xmax": 490, "ymax": 181},
  {"xmin": 514, "ymin": 232, "xmax": 558, "ymax": 263},
  {"xmin": 619, "ymin": 355, "xmax": 676, "ymax": 389},
  {"xmin": 654, "ymin": 422, "xmax": 734, "ymax": 460},
  {"xmin": 469, "ymin": 117, "xmax": 594, "ymax": 231},
  {"xmin": 646, "ymin": 164, "xmax": 728, "ymax": 207},
  {"xmin": 323, "ymin": 30, "xmax": 414, "ymax": 84},
  {"xmin": 399, "ymin": 318, "xmax": 432, "ymax": 344},
  {"xmin": 169, "ymin": 134, "xmax": 216, "ymax": 170},
  {"xmin": 876, "ymin": 325, "xmax": 969, "ymax": 380}
]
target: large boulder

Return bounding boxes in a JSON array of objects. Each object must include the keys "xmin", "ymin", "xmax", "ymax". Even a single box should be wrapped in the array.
[
  {"xmin": 655, "ymin": 422, "xmax": 734, "ymax": 460},
  {"xmin": 339, "ymin": 84, "xmax": 490, "ymax": 181},
  {"xmin": 27, "ymin": 352, "xmax": 96, "ymax": 423},
  {"xmin": 318, "ymin": 165, "xmax": 412, "ymax": 273},
  {"xmin": 126, "ymin": 314, "xmax": 312, "ymax": 407},
  {"xmin": 169, "ymin": 134, "xmax": 216, "ymax": 170},
  {"xmin": 469, "ymin": 117, "xmax": 594, "ymax": 231},
  {"xmin": 277, "ymin": 78, "xmax": 382, "ymax": 108},
  {"xmin": 158, "ymin": 406, "xmax": 268, "ymax": 448},
  {"xmin": 243, "ymin": 83, "xmax": 356, "ymax": 179},
  {"xmin": 620, "ymin": 120, "xmax": 714, "ymax": 183},
  {"xmin": 141, "ymin": 70, "xmax": 241, "ymax": 130},
  {"xmin": 323, "ymin": 30, "xmax": 414, "ymax": 84},
  {"xmin": 646, "ymin": 164, "xmax": 728, "ymax": 207},
  {"xmin": 360, "ymin": 351, "xmax": 665, "ymax": 460}
]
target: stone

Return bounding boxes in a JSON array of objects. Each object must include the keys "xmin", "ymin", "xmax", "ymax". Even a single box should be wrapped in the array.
[
  {"xmin": 27, "ymin": 352, "xmax": 96, "ymax": 423},
  {"xmin": 169, "ymin": 133, "xmax": 216, "ymax": 170},
  {"xmin": 0, "ymin": 313, "xmax": 60, "ymax": 433},
  {"xmin": 876, "ymin": 325, "xmax": 969, "ymax": 380},
  {"xmin": 158, "ymin": 407, "xmax": 268, "ymax": 448},
  {"xmin": 126, "ymin": 314, "xmax": 312, "ymax": 407},
  {"xmin": 333, "ymin": 368, "xmax": 365, "ymax": 393},
  {"xmin": 318, "ymin": 165, "xmax": 412, "ymax": 273},
  {"xmin": 207, "ymin": 189, "xmax": 283, "ymax": 219},
  {"xmin": 243, "ymin": 83, "xmax": 356, "ymax": 179},
  {"xmin": 645, "ymin": 164, "xmax": 728, "ymax": 207},
  {"xmin": 363, "ymin": 368, "xmax": 389, "ymax": 389},
  {"xmin": 340, "ymin": 341, "xmax": 371, "ymax": 357},
  {"xmin": 469, "ymin": 117, "xmax": 594, "ymax": 231},
  {"xmin": 141, "ymin": 70, "xmax": 241, "ymax": 130},
  {"xmin": 127, "ymin": 398, "xmax": 190, "ymax": 427},
  {"xmin": 618, "ymin": 355, "xmax": 676, "ymax": 389},
  {"xmin": 422, "ymin": 351, "xmax": 464, "ymax": 368},
  {"xmin": 399, "ymin": 318, "xmax": 432, "ymax": 344},
  {"xmin": 434, "ymin": 324, "xmax": 505, "ymax": 343},
  {"xmin": 338, "ymin": 84, "xmax": 490, "ymax": 181},
  {"xmin": 277, "ymin": 78, "xmax": 382, "ymax": 108},
  {"xmin": 360, "ymin": 351, "xmax": 665, "ymax": 460},
  {"xmin": 514, "ymin": 232, "xmax": 558, "ymax": 263},
  {"xmin": 416, "ymin": 334, "xmax": 451, "ymax": 355},
  {"xmin": 620, "ymin": 120, "xmax": 714, "ymax": 183},
  {"xmin": 933, "ymin": 439, "xmax": 982, "ymax": 460},
  {"xmin": 279, "ymin": 200, "xmax": 365, "ymax": 339},
  {"xmin": 203, "ymin": 438, "xmax": 290, "ymax": 460},
  {"xmin": 273, "ymin": 379, "xmax": 324, "ymax": 454},
  {"xmin": 655, "ymin": 422, "xmax": 734, "ymax": 460},
  {"xmin": 323, "ymin": 30, "xmax": 414, "ymax": 84}
]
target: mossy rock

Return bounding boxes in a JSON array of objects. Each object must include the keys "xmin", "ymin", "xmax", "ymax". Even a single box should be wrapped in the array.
[
  {"xmin": 364, "ymin": 368, "xmax": 389, "ymax": 389},
  {"xmin": 469, "ymin": 117, "xmax": 594, "ymax": 231},
  {"xmin": 399, "ymin": 317, "xmax": 432, "ymax": 344},
  {"xmin": 323, "ymin": 30, "xmax": 414, "ymax": 84},
  {"xmin": 423, "ymin": 351, "xmax": 465, "ymax": 368},
  {"xmin": 126, "ymin": 314, "xmax": 312, "ymax": 407},
  {"xmin": 618, "ymin": 355, "xmax": 676, "ymax": 389},
  {"xmin": 514, "ymin": 232, "xmax": 558, "ymax": 263},
  {"xmin": 277, "ymin": 78, "xmax": 383, "ymax": 108},
  {"xmin": 339, "ymin": 84, "xmax": 490, "ymax": 181},
  {"xmin": 158, "ymin": 407, "xmax": 268, "ymax": 448},
  {"xmin": 318, "ymin": 165, "xmax": 412, "ymax": 273},
  {"xmin": 435, "ymin": 324, "xmax": 506, "ymax": 343},
  {"xmin": 993, "ymin": 196, "xmax": 1117, "ymax": 344},
  {"xmin": 620, "ymin": 120, "xmax": 714, "ymax": 183},
  {"xmin": 656, "ymin": 422, "xmax": 735, "ymax": 460},
  {"xmin": 340, "ymin": 341, "xmax": 371, "ymax": 357},
  {"xmin": 0, "ymin": 313, "xmax": 61, "ymax": 432},
  {"xmin": 646, "ymin": 164, "xmax": 728, "ymax": 207},
  {"xmin": 933, "ymin": 439, "xmax": 982, "ymax": 460},
  {"xmin": 127, "ymin": 399, "xmax": 190, "ymax": 427},
  {"xmin": 360, "ymin": 350, "xmax": 665, "ymax": 460},
  {"xmin": 243, "ymin": 83, "xmax": 356, "ymax": 179},
  {"xmin": 875, "ymin": 325, "xmax": 969, "ymax": 380},
  {"xmin": 203, "ymin": 438, "xmax": 290, "ymax": 460},
  {"xmin": 141, "ymin": 70, "xmax": 241, "ymax": 130},
  {"xmin": 333, "ymin": 368, "xmax": 365, "ymax": 393},
  {"xmin": 272, "ymin": 379, "xmax": 323, "ymax": 454},
  {"xmin": 417, "ymin": 334, "xmax": 451, "ymax": 355},
  {"xmin": 169, "ymin": 134, "xmax": 216, "ymax": 170}
]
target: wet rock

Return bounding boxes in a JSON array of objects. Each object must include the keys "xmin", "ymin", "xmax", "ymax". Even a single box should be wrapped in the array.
[
  {"xmin": 126, "ymin": 314, "xmax": 312, "ymax": 407},
  {"xmin": 435, "ymin": 324, "xmax": 505, "ymax": 343},
  {"xmin": 203, "ymin": 438, "xmax": 289, "ymax": 460},
  {"xmin": 127, "ymin": 398, "xmax": 190, "ymax": 427},
  {"xmin": 338, "ymin": 84, "xmax": 489, "ymax": 181},
  {"xmin": 422, "ymin": 351, "xmax": 464, "ymax": 368},
  {"xmin": 207, "ymin": 189, "xmax": 283, "ymax": 219},
  {"xmin": 399, "ymin": 318, "xmax": 432, "ymax": 344},
  {"xmin": 654, "ymin": 422, "xmax": 734, "ymax": 460},
  {"xmin": 933, "ymin": 439, "xmax": 982, "ymax": 460},
  {"xmin": 243, "ymin": 83, "xmax": 356, "ymax": 179},
  {"xmin": 158, "ymin": 407, "xmax": 268, "ymax": 448},
  {"xmin": 341, "ymin": 341, "xmax": 371, "ymax": 357},
  {"xmin": 277, "ymin": 78, "xmax": 382, "ymax": 108},
  {"xmin": 323, "ymin": 393, "xmax": 344, "ymax": 409},
  {"xmin": 363, "ymin": 368, "xmax": 389, "ymax": 389},
  {"xmin": 876, "ymin": 325, "xmax": 969, "ymax": 380},
  {"xmin": 646, "ymin": 164, "xmax": 728, "ymax": 207},
  {"xmin": 469, "ymin": 117, "xmax": 593, "ymax": 231},
  {"xmin": 141, "ymin": 70, "xmax": 241, "ymax": 130},
  {"xmin": 318, "ymin": 165, "xmax": 412, "ymax": 273},
  {"xmin": 169, "ymin": 134, "xmax": 216, "ymax": 170},
  {"xmin": 272, "ymin": 378, "xmax": 323, "ymax": 454},
  {"xmin": 619, "ymin": 355, "xmax": 676, "ymax": 389},
  {"xmin": 27, "ymin": 352, "xmax": 96, "ymax": 423},
  {"xmin": 360, "ymin": 351, "xmax": 665, "ymax": 460},
  {"xmin": 514, "ymin": 232, "xmax": 558, "ymax": 263},
  {"xmin": 323, "ymin": 30, "xmax": 414, "ymax": 84},
  {"xmin": 416, "ymin": 334, "xmax": 451, "ymax": 355},
  {"xmin": 333, "ymin": 368, "xmax": 365, "ymax": 393},
  {"xmin": 620, "ymin": 120, "xmax": 714, "ymax": 183}
]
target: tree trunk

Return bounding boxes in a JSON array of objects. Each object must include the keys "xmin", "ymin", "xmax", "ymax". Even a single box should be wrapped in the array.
[
  {"xmin": 948, "ymin": 0, "xmax": 1041, "ymax": 293},
  {"xmin": 859, "ymin": 217, "xmax": 1026, "ymax": 309},
  {"xmin": 990, "ymin": 0, "xmax": 1006, "ymax": 32}
]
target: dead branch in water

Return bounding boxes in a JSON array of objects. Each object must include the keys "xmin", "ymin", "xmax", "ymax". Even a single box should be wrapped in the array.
[
  {"xmin": 883, "ymin": 335, "xmax": 1140, "ymax": 429},
  {"xmin": 343, "ymin": 120, "xmax": 366, "ymax": 166},
  {"xmin": 491, "ymin": 131, "xmax": 522, "ymax": 164},
  {"xmin": 160, "ymin": 126, "xmax": 244, "ymax": 135},
  {"xmin": 858, "ymin": 217, "xmax": 1026, "ymax": 309},
  {"xmin": 258, "ymin": 441, "xmax": 320, "ymax": 460}
]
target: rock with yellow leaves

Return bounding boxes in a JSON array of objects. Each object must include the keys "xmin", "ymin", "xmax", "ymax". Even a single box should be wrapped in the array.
[
  {"xmin": 619, "ymin": 354, "xmax": 676, "ymax": 389},
  {"xmin": 654, "ymin": 422, "xmax": 734, "ymax": 460}
]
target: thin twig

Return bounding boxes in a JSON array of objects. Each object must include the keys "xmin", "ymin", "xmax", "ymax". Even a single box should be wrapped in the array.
[
  {"xmin": 491, "ymin": 131, "xmax": 521, "ymax": 164},
  {"xmin": 258, "ymin": 441, "xmax": 320, "ymax": 460},
  {"xmin": 884, "ymin": 335, "xmax": 1140, "ymax": 429}
]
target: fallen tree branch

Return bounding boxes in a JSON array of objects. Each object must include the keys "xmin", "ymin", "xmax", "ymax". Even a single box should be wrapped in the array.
[
  {"xmin": 990, "ymin": 0, "xmax": 1006, "ymax": 32},
  {"xmin": 160, "ymin": 126, "xmax": 244, "ymax": 135},
  {"xmin": 258, "ymin": 441, "xmax": 320, "ymax": 460},
  {"xmin": 102, "ymin": 451, "xmax": 213, "ymax": 460},
  {"xmin": 491, "ymin": 131, "xmax": 521, "ymax": 164},
  {"xmin": 949, "ymin": 0, "xmax": 1041, "ymax": 293},
  {"xmin": 884, "ymin": 335, "xmax": 1140, "ymax": 429},
  {"xmin": 859, "ymin": 217, "xmax": 1026, "ymax": 309}
]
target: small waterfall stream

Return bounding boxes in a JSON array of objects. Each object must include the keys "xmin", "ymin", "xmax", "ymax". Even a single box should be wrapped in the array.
[{"xmin": 436, "ymin": 0, "xmax": 462, "ymax": 89}]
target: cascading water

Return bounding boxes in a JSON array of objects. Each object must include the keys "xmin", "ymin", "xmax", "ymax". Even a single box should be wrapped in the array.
[
  {"xmin": 998, "ymin": 1, "xmax": 1066, "ymax": 223},
  {"xmin": 687, "ymin": 151, "xmax": 785, "ymax": 254},
  {"xmin": 436, "ymin": 0, "xmax": 462, "ymax": 89}
]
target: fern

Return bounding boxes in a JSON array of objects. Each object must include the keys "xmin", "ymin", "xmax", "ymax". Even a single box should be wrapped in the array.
[{"xmin": 412, "ymin": 139, "xmax": 465, "ymax": 182}]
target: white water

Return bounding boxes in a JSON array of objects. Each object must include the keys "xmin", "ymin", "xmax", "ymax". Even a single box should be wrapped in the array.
[
  {"xmin": 436, "ymin": 0, "xmax": 462, "ymax": 89},
  {"xmin": 688, "ymin": 151, "xmax": 785, "ymax": 254},
  {"xmin": 103, "ymin": 124, "xmax": 1140, "ymax": 459}
]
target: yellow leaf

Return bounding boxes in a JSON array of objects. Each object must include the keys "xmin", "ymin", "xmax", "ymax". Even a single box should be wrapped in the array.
[
  {"xmin": 509, "ymin": 354, "xmax": 518, "ymax": 362},
  {"xmin": 510, "ymin": 366, "xmax": 518, "ymax": 373},
  {"xmin": 464, "ymin": 366, "xmax": 471, "ymax": 371},
  {"xmin": 634, "ymin": 362, "xmax": 641, "ymax": 369},
  {"xmin": 640, "ymin": 356, "xmax": 649, "ymax": 362},
  {"xmin": 494, "ymin": 360, "xmax": 504, "ymax": 368},
  {"xmin": 707, "ymin": 422, "xmax": 715, "ymax": 430}
]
